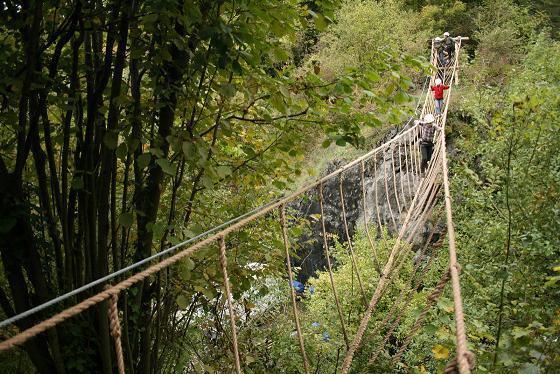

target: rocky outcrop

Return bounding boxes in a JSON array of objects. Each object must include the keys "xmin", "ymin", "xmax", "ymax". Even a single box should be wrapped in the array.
[{"xmin": 290, "ymin": 134, "xmax": 425, "ymax": 282}]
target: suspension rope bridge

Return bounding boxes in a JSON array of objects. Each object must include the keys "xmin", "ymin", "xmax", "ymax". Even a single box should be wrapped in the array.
[{"xmin": 0, "ymin": 37, "xmax": 473, "ymax": 373}]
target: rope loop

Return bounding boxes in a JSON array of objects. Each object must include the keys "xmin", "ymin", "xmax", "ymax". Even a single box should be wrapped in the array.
[
  {"xmin": 108, "ymin": 292, "xmax": 121, "ymax": 340},
  {"xmin": 104, "ymin": 286, "xmax": 124, "ymax": 374},
  {"xmin": 444, "ymin": 351, "xmax": 476, "ymax": 373}
]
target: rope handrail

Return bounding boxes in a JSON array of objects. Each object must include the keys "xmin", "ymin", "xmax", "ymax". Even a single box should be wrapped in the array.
[
  {"xmin": 439, "ymin": 38, "xmax": 473, "ymax": 373},
  {"xmin": 0, "ymin": 122, "xmax": 421, "ymax": 331},
  {"xmin": 1, "ymin": 77, "xmax": 433, "ymax": 330},
  {"xmin": 0, "ymin": 72, "xmax": 434, "ymax": 331}
]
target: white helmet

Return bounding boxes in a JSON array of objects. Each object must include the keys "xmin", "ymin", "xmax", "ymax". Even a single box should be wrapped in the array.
[
  {"xmin": 444, "ymin": 32, "xmax": 450, "ymax": 37},
  {"xmin": 435, "ymin": 78, "xmax": 442, "ymax": 85},
  {"xmin": 423, "ymin": 114, "xmax": 435, "ymax": 123},
  {"xmin": 434, "ymin": 37, "xmax": 442, "ymax": 41}
]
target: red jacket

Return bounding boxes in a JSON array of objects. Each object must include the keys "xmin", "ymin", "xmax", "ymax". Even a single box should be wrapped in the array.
[{"xmin": 431, "ymin": 84, "xmax": 449, "ymax": 100}]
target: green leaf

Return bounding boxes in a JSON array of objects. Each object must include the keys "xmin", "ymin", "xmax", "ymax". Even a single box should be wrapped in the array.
[
  {"xmin": 116, "ymin": 143, "xmax": 128, "ymax": 161},
  {"xmin": 118, "ymin": 212, "xmax": 133, "ymax": 228},
  {"xmin": 216, "ymin": 166, "xmax": 232, "ymax": 179},
  {"xmin": 137, "ymin": 153, "xmax": 151, "ymax": 169},
  {"xmin": 220, "ymin": 83, "xmax": 236, "ymax": 98},
  {"xmin": 314, "ymin": 14, "xmax": 328, "ymax": 31},
  {"xmin": 156, "ymin": 159, "xmax": 177, "ymax": 176},
  {"xmin": 321, "ymin": 139, "xmax": 331, "ymax": 148},
  {"xmin": 103, "ymin": 131, "xmax": 118, "ymax": 150},
  {"xmin": 201, "ymin": 175, "xmax": 214, "ymax": 190},
  {"xmin": 71, "ymin": 176, "xmax": 84, "ymax": 190},
  {"xmin": 512, "ymin": 326, "xmax": 531, "ymax": 339},
  {"xmin": 176, "ymin": 294, "xmax": 188, "ymax": 309},
  {"xmin": 519, "ymin": 363, "xmax": 541, "ymax": 374}
]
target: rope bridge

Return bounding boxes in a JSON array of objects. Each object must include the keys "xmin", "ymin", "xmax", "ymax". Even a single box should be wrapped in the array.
[{"xmin": 0, "ymin": 38, "xmax": 473, "ymax": 373}]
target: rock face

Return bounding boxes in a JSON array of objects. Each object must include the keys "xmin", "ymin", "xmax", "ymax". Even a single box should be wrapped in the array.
[{"xmin": 290, "ymin": 130, "xmax": 427, "ymax": 283}]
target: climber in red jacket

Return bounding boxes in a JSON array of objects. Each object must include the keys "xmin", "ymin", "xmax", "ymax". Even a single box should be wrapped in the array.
[{"xmin": 431, "ymin": 78, "xmax": 449, "ymax": 115}]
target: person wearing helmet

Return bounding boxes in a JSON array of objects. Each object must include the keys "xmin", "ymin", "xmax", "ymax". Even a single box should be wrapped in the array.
[
  {"xmin": 430, "ymin": 78, "xmax": 450, "ymax": 114},
  {"xmin": 443, "ymin": 32, "xmax": 456, "ymax": 65},
  {"xmin": 414, "ymin": 114, "xmax": 442, "ymax": 172}
]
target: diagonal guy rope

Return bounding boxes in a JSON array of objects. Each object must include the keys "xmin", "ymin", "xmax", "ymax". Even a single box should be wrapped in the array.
[
  {"xmin": 218, "ymin": 236, "xmax": 242, "ymax": 374},
  {"xmin": 280, "ymin": 205, "xmax": 311, "ymax": 374}
]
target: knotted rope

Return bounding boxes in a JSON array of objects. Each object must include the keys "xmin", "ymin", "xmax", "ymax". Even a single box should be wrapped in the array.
[
  {"xmin": 444, "ymin": 351, "xmax": 476, "ymax": 373},
  {"xmin": 105, "ymin": 287, "xmax": 125, "ymax": 374}
]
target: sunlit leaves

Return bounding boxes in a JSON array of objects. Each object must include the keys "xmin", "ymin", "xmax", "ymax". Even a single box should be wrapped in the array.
[{"xmin": 432, "ymin": 344, "xmax": 450, "ymax": 360}]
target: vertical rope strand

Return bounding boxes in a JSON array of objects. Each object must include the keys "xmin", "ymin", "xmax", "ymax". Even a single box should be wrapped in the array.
[
  {"xmin": 339, "ymin": 175, "xmax": 368, "ymax": 307},
  {"xmin": 106, "ymin": 288, "xmax": 125, "ymax": 374},
  {"xmin": 373, "ymin": 156, "xmax": 383, "ymax": 233},
  {"xmin": 279, "ymin": 205, "xmax": 311, "ymax": 374},
  {"xmin": 218, "ymin": 236, "xmax": 242, "ymax": 374},
  {"xmin": 407, "ymin": 132, "xmax": 416, "ymax": 186},
  {"xmin": 360, "ymin": 161, "xmax": 381, "ymax": 274},
  {"xmin": 403, "ymin": 137, "xmax": 413, "ymax": 201},
  {"xmin": 318, "ymin": 184, "xmax": 350, "ymax": 349},
  {"xmin": 382, "ymin": 150, "xmax": 398, "ymax": 232},
  {"xmin": 397, "ymin": 142, "xmax": 407, "ymax": 206},
  {"xmin": 390, "ymin": 146, "xmax": 403, "ymax": 215}
]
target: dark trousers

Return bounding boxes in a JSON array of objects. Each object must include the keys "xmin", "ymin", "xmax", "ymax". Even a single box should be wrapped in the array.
[
  {"xmin": 446, "ymin": 48, "xmax": 455, "ymax": 65},
  {"xmin": 420, "ymin": 141, "xmax": 434, "ymax": 172}
]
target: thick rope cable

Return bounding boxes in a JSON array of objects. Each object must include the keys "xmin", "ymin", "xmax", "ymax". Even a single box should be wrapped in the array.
[
  {"xmin": 218, "ymin": 236, "xmax": 242, "ymax": 374},
  {"xmin": 397, "ymin": 142, "xmax": 407, "ymax": 206},
  {"xmin": 360, "ymin": 161, "xmax": 381, "ymax": 275},
  {"xmin": 403, "ymin": 138, "xmax": 413, "ymax": 200},
  {"xmin": 106, "ymin": 287, "xmax": 125, "ymax": 374},
  {"xmin": 318, "ymin": 183, "xmax": 350, "ymax": 349},
  {"xmin": 279, "ymin": 205, "xmax": 311, "ymax": 374},
  {"xmin": 364, "ymin": 224, "xmax": 444, "ymax": 371},
  {"xmin": 339, "ymin": 175, "xmax": 368, "ymax": 307},
  {"xmin": 391, "ymin": 269, "xmax": 451, "ymax": 365},
  {"xmin": 439, "ymin": 39, "xmax": 472, "ymax": 374}
]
